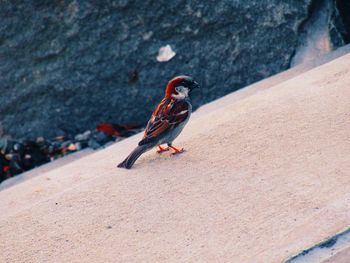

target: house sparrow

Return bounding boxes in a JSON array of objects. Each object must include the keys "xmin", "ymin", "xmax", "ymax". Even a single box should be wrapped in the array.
[{"xmin": 117, "ymin": 75, "xmax": 199, "ymax": 169}]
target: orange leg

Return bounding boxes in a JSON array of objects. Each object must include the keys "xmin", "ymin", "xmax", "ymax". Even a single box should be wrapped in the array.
[
  {"xmin": 169, "ymin": 145, "xmax": 185, "ymax": 155},
  {"xmin": 157, "ymin": 145, "xmax": 170, "ymax": 153}
]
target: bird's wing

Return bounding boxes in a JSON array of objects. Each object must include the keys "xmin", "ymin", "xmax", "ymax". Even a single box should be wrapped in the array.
[{"xmin": 138, "ymin": 98, "xmax": 189, "ymax": 145}]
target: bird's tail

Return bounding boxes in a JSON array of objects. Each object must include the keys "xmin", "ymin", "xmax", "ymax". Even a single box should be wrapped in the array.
[{"xmin": 117, "ymin": 145, "xmax": 150, "ymax": 169}]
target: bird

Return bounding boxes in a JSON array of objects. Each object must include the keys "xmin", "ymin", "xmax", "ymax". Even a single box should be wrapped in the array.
[{"xmin": 117, "ymin": 75, "xmax": 199, "ymax": 169}]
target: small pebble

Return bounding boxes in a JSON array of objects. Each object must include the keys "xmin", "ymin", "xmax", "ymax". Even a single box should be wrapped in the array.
[{"xmin": 0, "ymin": 123, "xmax": 141, "ymax": 183}]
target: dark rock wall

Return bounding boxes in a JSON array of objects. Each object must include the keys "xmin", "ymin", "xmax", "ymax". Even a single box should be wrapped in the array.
[
  {"xmin": 330, "ymin": 0, "xmax": 350, "ymax": 47},
  {"xmin": 0, "ymin": 0, "xmax": 335, "ymax": 139}
]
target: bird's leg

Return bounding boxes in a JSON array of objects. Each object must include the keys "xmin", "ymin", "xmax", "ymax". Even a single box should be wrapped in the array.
[
  {"xmin": 157, "ymin": 145, "xmax": 170, "ymax": 154},
  {"xmin": 169, "ymin": 145, "xmax": 185, "ymax": 155}
]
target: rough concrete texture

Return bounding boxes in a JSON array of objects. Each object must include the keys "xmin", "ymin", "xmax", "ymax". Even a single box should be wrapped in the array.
[
  {"xmin": 0, "ymin": 148, "xmax": 93, "ymax": 191},
  {"xmin": 1, "ymin": 50, "xmax": 350, "ymax": 262},
  {"xmin": 0, "ymin": 0, "xmax": 316, "ymax": 138},
  {"xmin": 286, "ymin": 228, "xmax": 350, "ymax": 262},
  {"xmin": 321, "ymin": 247, "xmax": 350, "ymax": 263}
]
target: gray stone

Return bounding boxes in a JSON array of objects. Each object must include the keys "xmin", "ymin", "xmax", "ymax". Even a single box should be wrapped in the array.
[
  {"xmin": 0, "ymin": 0, "xmax": 347, "ymax": 139},
  {"xmin": 330, "ymin": 0, "xmax": 350, "ymax": 48},
  {"xmin": 75, "ymin": 130, "xmax": 91, "ymax": 141}
]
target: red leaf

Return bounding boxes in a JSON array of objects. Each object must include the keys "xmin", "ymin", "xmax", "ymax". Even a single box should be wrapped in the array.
[{"xmin": 3, "ymin": 166, "xmax": 11, "ymax": 172}]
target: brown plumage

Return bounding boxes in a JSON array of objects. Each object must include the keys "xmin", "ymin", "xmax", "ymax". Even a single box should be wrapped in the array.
[{"xmin": 117, "ymin": 75, "xmax": 199, "ymax": 169}]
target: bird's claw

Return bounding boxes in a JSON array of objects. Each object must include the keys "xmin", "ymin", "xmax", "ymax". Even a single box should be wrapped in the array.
[
  {"xmin": 171, "ymin": 148, "xmax": 185, "ymax": 155},
  {"xmin": 157, "ymin": 146, "xmax": 170, "ymax": 154}
]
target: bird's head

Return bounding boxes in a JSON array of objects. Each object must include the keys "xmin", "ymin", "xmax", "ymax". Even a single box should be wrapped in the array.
[{"xmin": 165, "ymin": 75, "xmax": 200, "ymax": 99}]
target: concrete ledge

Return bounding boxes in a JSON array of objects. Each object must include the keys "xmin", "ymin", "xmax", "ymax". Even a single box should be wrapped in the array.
[{"xmin": 1, "ymin": 52, "xmax": 350, "ymax": 262}]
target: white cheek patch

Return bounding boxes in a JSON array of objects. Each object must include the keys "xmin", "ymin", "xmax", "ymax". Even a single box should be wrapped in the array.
[
  {"xmin": 172, "ymin": 93, "xmax": 185, "ymax": 99},
  {"xmin": 172, "ymin": 86, "xmax": 189, "ymax": 99}
]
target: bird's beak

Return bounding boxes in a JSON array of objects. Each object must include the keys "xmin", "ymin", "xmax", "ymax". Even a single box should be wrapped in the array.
[{"xmin": 192, "ymin": 81, "xmax": 200, "ymax": 90}]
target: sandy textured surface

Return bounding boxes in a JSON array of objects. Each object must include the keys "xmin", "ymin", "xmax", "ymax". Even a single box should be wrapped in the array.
[
  {"xmin": 0, "ymin": 149, "xmax": 93, "ymax": 191},
  {"xmin": 1, "ymin": 53, "xmax": 350, "ymax": 263},
  {"xmin": 322, "ymin": 247, "xmax": 350, "ymax": 263}
]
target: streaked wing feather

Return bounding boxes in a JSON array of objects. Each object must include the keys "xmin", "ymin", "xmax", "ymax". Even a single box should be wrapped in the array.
[{"xmin": 139, "ymin": 99, "xmax": 189, "ymax": 145}]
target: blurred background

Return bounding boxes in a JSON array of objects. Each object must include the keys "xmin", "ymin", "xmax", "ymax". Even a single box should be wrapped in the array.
[{"xmin": 0, "ymin": 0, "xmax": 349, "ymax": 181}]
